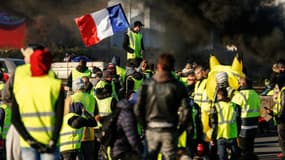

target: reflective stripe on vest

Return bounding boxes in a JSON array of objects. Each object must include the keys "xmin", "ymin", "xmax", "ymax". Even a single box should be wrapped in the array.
[
  {"xmin": 274, "ymin": 86, "xmax": 285, "ymax": 115},
  {"xmin": 0, "ymin": 103, "xmax": 11, "ymax": 139},
  {"xmin": 15, "ymin": 76, "xmax": 61, "ymax": 147},
  {"xmin": 233, "ymin": 90, "xmax": 260, "ymax": 118},
  {"xmin": 60, "ymin": 113, "xmax": 83, "ymax": 152},
  {"xmin": 72, "ymin": 69, "xmax": 91, "ymax": 81},
  {"xmin": 216, "ymin": 101, "xmax": 238, "ymax": 139},
  {"xmin": 127, "ymin": 30, "xmax": 143, "ymax": 59},
  {"xmin": 95, "ymin": 96, "xmax": 113, "ymax": 117},
  {"xmin": 193, "ymin": 79, "xmax": 207, "ymax": 107}
]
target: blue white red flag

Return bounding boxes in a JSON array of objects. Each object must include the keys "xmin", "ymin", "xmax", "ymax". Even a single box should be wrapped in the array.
[{"xmin": 74, "ymin": 4, "xmax": 129, "ymax": 47}]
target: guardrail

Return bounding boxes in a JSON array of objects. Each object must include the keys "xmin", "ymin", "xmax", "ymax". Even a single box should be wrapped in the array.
[{"xmin": 51, "ymin": 61, "xmax": 104, "ymax": 79}]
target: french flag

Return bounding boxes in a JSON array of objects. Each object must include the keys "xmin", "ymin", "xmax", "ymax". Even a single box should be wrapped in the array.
[{"xmin": 75, "ymin": 4, "xmax": 129, "ymax": 47}]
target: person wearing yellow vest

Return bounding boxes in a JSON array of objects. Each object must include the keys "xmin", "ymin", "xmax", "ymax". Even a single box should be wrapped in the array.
[
  {"xmin": 265, "ymin": 72, "xmax": 285, "ymax": 159},
  {"xmin": 60, "ymin": 102, "xmax": 97, "ymax": 160},
  {"xmin": 67, "ymin": 59, "xmax": 91, "ymax": 92},
  {"xmin": 2, "ymin": 44, "xmax": 55, "ymax": 160},
  {"xmin": 123, "ymin": 21, "xmax": 145, "ymax": 68},
  {"xmin": 193, "ymin": 65, "xmax": 208, "ymax": 107},
  {"xmin": 125, "ymin": 69, "xmax": 144, "ymax": 98},
  {"xmin": 210, "ymin": 88, "xmax": 240, "ymax": 160},
  {"xmin": 12, "ymin": 48, "xmax": 65, "ymax": 160},
  {"xmin": 231, "ymin": 77, "xmax": 260, "ymax": 160},
  {"xmin": 64, "ymin": 78, "xmax": 97, "ymax": 160}
]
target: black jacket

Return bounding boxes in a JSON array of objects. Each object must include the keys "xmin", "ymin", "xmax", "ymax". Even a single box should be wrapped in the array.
[{"xmin": 134, "ymin": 71, "xmax": 190, "ymax": 130}]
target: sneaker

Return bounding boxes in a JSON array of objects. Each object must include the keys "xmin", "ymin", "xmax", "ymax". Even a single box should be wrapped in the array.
[{"xmin": 277, "ymin": 153, "xmax": 284, "ymax": 158}]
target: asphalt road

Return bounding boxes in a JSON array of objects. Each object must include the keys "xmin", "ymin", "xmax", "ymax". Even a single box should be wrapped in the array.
[{"xmin": 255, "ymin": 122, "xmax": 281, "ymax": 160}]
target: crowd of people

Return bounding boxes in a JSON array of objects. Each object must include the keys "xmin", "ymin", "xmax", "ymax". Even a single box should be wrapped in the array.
[{"xmin": 0, "ymin": 20, "xmax": 284, "ymax": 160}]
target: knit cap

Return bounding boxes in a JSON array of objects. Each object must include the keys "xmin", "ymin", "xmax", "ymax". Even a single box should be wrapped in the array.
[
  {"xmin": 216, "ymin": 72, "xmax": 228, "ymax": 88},
  {"xmin": 30, "ymin": 48, "xmax": 52, "ymax": 77},
  {"xmin": 72, "ymin": 78, "xmax": 85, "ymax": 92}
]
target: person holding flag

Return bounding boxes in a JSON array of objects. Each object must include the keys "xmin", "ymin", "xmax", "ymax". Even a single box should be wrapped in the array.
[{"xmin": 123, "ymin": 21, "xmax": 145, "ymax": 68}]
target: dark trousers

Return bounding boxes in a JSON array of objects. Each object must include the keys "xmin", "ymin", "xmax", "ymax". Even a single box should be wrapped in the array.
[
  {"xmin": 278, "ymin": 123, "xmax": 285, "ymax": 157},
  {"xmin": 81, "ymin": 141, "xmax": 96, "ymax": 160},
  {"xmin": 112, "ymin": 151, "xmax": 142, "ymax": 160},
  {"xmin": 239, "ymin": 136, "xmax": 258, "ymax": 160},
  {"xmin": 61, "ymin": 150, "xmax": 82, "ymax": 160}
]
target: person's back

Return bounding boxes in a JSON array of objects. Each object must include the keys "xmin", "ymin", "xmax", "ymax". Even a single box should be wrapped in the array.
[
  {"xmin": 134, "ymin": 53, "xmax": 190, "ymax": 160},
  {"xmin": 12, "ymin": 48, "xmax": 64, "ymax": 160}
]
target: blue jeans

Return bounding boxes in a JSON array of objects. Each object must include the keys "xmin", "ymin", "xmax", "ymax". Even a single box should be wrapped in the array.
[
  {"xmin": 21, "ymin": 147, "xmax": 59, "ymax": 160},
  {"xmin": 217, "ymin": 138, "xmax": 239, "ymax": 160}
]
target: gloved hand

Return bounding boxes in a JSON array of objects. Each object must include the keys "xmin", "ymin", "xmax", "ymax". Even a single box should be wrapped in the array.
[
  {"xmin": 46, "ymin": 139, "xmax": 57, "ymax": 153},
  {"xmin": 27, "ymin": 139, "xmax": 48, "ymax": 153}
]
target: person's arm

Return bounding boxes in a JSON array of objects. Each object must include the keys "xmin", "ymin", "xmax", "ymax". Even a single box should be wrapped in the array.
[
  {"xmin": 68, "ymin": 115, "xmax": 97, "ymax": 129},
  {"xmin": 67, "ymin": 72, "xmax": 72, "ymax": 88},
  {"xmin": 122, "ymin": 33, "xmax": 134, "ymax": 53},
  {"xmin": 278, "ymin": 90, "xmax": 285, "ymax": 118},
  {"xmin": 141, "ymin": 37, "xmax": 144, "ymax": 51},
  {"xmin": 209, "ymin": 105, "xmax": 218, "ymax": 142},
  {"xmin": 134, "ymin": 82, "xmax": 148, "ymax": 129},
  {"xmin": 51, "ymin": 88, "xmax": 65, "ymax": 143},
  {"xmin": 0, "ymin": 108, "xmax": 5, "ymax": 138}
]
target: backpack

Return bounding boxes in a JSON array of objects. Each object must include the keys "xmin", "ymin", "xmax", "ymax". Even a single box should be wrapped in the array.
[{"xmin": 95, "ymin": 109, "xmax": 121, "ymax": 146}]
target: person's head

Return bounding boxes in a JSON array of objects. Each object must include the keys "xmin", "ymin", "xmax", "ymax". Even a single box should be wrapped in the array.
[
  {"xmin": 72, "ymin": 78, "xmax": 85, "ymax": 92},
  {"xmin": 194, "ymin": 65, "xmax": 204, "ymax": 81},
  {"xmin": 132, "ymin": 21, "xmax": 144, "ymax": 32},
  {"xmin": 30, "ymin": 48, "xmax": 52, "ymax": 77},
  {"xmin": 103, "ymin": 69, "xmax": 113, "ymax": 81},
  {"xmin": 92, "ymin": 66, "xmax": 102, "ymax": 78},
  {"xmin": 81, "ymin": 76, "xmax": 90, "ymax": 83},
  {"xmin": 187, "ymin": 71, "xmax": 196, "ymax": 86},
  {"xmin": 216, "ymin": 88, "xmax": 228, "ymax": 101},
  {"xmin": 238, "ymin": 77, "xmax": 252, "ymax": 89},
  {"xmin": 79, "ymin": 59, "xmax": 87, "ymax": 67},
  {"xmin": 139, "ymin": 59, "xmax": 149, "ymax": 71},
  {"xmin": 277, "ymin": 59, "xmax": 285, "ymax": 73},
  {"xmin": 156, "ymin": 53, "xmax": 175, "ymax": 72},
  {"xmin": 216, "ymin": 72, "xmax": 229, "ymax": 88},
  {"xmin": 21, "ymin": 44, "xmax": 45, "ymax": 64}
]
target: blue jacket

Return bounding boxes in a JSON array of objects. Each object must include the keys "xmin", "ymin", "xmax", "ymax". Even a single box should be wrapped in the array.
[{"xmin": 111, "ymin": 99, "xmax": 143, "ymax": 158}]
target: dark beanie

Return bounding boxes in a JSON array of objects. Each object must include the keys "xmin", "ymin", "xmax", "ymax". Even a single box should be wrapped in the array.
[{"xmin": 30, "ymin": 48, "xmax": 52, "ymax": 77}]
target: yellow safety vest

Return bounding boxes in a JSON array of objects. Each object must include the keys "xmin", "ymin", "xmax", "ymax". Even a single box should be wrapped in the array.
[
  {"xmin": 273, "ymin": 86, "xmax": 285, "ymax": 115},
  {"xmin": 15, "ymin": 75, "xmax": 61, "ymax": 147},
  {"xmin": 215, "ymin": 101, "xmax": 238, "ymax": 139},
  {"xmin": 126, "ymin": 76, "xmax": 144, "ymax": 92},
  {"xmin": 194, "ymin": 79, "xmax": 207, "ymax": 107},
  {"xmin": 60, "ymin": 113, "xmax": 83, "ymax": 152},
  {"xmin": 231, "ymin": 90, "xmax": 260, "ymax": 118},
  {"xmin": 71, "ymin": 91, "xmax": 95, "ymax": 116},
  {"xmin": 95, "ymin": 96, "xmax": 113, "ymax": 117},
  {"xmin": 116, "ymin": 66, "xmax": 126, "ymax": 82},
  {"xmin": 71, "ymin": 91, "xmax": 96, "ymax": 142},
  {"xmin": 94, "ymin": 80, "xmax": 118, "ymax": 101},
  {"xmin": 127, "ymin": 30, "xmax": 143, "ymax": 59},
  {"xmin": 72, "ymin": 69, "xmax": 91, "ymax": 81},
  {"xmin": 13, "ymin": 64, "xmax": 56, "ymax": 94},
  {"xmin": 0, "ymin": 103, "xmax": 11, "ymax": 139}
]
